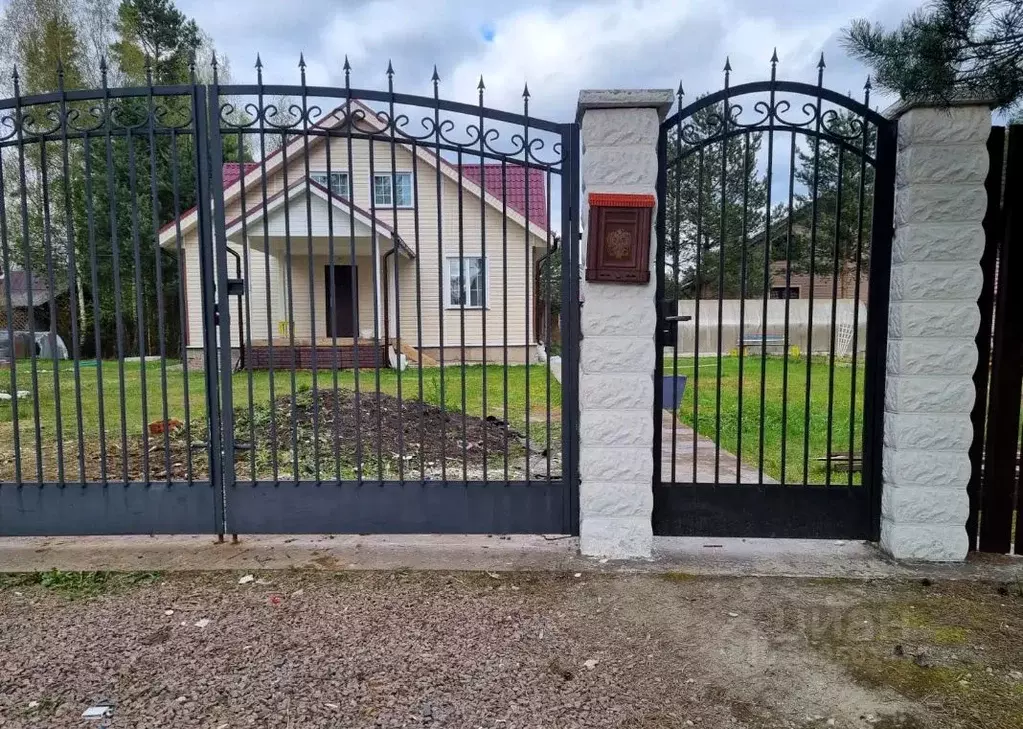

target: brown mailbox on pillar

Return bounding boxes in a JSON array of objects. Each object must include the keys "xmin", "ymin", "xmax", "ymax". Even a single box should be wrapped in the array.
[{"xmin": 585, "ymin": 193, "xmax": 655, "ymax": 284}]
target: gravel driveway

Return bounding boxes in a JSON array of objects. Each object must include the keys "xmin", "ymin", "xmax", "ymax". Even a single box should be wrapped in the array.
[{"xmin": 0, "ymin": 571, "xmax": 1019, "ymax": 728}]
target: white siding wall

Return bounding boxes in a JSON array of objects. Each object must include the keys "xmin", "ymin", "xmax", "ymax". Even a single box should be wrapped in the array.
[
  {"xmin": 179, "ymin": 128, "xmax": 547, "ymax": 353},
  {"xmin": 182, "ymin": 238, "xmax": 276, "ymax": 348}
]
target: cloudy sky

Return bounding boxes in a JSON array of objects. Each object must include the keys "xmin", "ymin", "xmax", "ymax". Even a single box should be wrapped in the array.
[{"xmin": 180, "ymin": 0, "xmax": 926, "ymax": 122}]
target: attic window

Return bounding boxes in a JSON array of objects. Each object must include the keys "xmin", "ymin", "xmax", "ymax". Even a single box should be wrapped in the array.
[
  {"xmin": 310, "ymin": 171, "xmax": 350, "ymax": 198},
  {"xmin": 373, "ymin": 172, "xmax": 414, "ymax": 208}
]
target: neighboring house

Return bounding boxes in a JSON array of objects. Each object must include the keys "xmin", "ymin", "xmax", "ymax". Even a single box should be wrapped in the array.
[
  {"xmin": 159, "ymin": 101, "xmax": 554, "ymax": 369},
  {"xmin": 0, "ymin": 270, "xmax": 69, "ymax": 334},
  {"xmin": 695, "ymin": 261, "xmax": 869, "ymax": 304},
  {"xmin": 766, "ymin": 261, "xmax": 869, "ymax": 304},
  {"xmin": 695, "ymin": 196, "xmax": 871, "ymax": 304}
]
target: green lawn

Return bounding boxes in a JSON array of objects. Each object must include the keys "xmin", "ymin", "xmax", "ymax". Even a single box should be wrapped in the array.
[
  {"xmin": 666, "ymin": 355, "xmax": 865, "ymax": 485},
  {"xmin": 0, "ymin": 359, "xmax": 561, "ymax": 482},
  {"xmin": 1, "ymin": 353, "xmax": 861, "ymax": 485}
]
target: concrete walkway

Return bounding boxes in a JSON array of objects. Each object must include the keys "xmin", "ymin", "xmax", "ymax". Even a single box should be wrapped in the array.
[
  {"xmin": 661, "ymin": 411, "xmax": 775, "ymax": 484},
  {"xmin": 1, "ymin": 534, "xmax": 1021, "ymax": 580}
]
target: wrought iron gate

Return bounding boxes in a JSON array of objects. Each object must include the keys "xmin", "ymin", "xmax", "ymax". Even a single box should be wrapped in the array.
[
  {"xmin": 652, "ymin": 57, "xmax": 896, "ymax": 539},
  {"xmin": 0, "ymin": 60, "xmax": 580, "ymax": 537}
]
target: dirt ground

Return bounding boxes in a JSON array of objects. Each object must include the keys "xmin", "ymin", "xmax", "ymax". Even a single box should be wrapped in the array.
[
  {"xmin": 0, "ymin": 571, "xmax": 1021, "ymax": 729},
  {"xmin": 18, "ymin": 389, "xmax": 534, "ymax": 484}
]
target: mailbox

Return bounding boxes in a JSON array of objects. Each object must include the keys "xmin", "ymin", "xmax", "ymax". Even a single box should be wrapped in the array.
[{"xmin": 585, "ymin": 193, "xmax": 655, "ymax": 284}]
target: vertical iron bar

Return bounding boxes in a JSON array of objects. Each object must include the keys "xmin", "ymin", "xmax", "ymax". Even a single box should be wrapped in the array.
[
  {"xmin": 99, "ymin": 75, "xmax": 129, "ymax": 482},
  {"xmin": 367, "ymin": 129, "xmax": 383, "ymax": 479},
  {"xmin": 432, "ymin": 72, "xmax": 447, "ymax": 482},
  {"xmin": 848, "ymin": 112, "xmax": 872, "ymax": 489},
  {"xmin": 387, "ymin": 68, "xmax": 405, "ymax": 481},
  {"xmin": 568, "ymin": 122, "xmax": 582, "ymax": 532},
  {"xmin": 299, "ymin": 70, "xmax": 322, "ymax": 482},
  {"xmin": 780, "ymin": 132, "xmax": 797, "ymax": 484},
  {"xmin": 57, "ymin": 70, "xmax": 86, "ymax": 484},
  {"xmin": 169, "ymin": 130, "xmax": 193, "ymax": 481},
  {"xmin": 737, "ymin": 133, "xmax": 750, "ymax": 483},
  {"xmin": 670, "ymin": 112, "xmax": 682, "ymax": 485},
  {"xmin": 38, "ymin": 141, "xmax": 66, "ymax": 484},
  {"xmin": 146, "ymin": 71, "xmax": 172, "ymax": 484},
  {"xmin": 0, "ymin": 146, "xmax": 20, "ymax": 484},
  {"xmin": 344, "ymin": 72, "xmax": 363, "ymax": 483},
  {"xmin": 544, "ymin": 166, "xmax": 552, "ymax": 481},
  {"xmin": 692, "ymin": 147, "xmax": 704, "ymax": 483},
  {"xmin": 802, "ymin": 65, "xmax": 826, "ymax": 486},
  {"xmin": 323, "ymin": 117, "xmax": 342, "ymax": 483},
  {"xmin": 825, "ymin": 148, "xmax": 846, "ymax": 487},
  {"xmin": 501, "ymin": 158, "xmax": 509, "ymax": 480},
  {"xmin": 523, "ymin": 90, "xmax": 532, "ymax": 488},
  {"xmin": 862, "ymin": 119, "xmax": 897, "ymax": 543},
  {"xmin": 235, "ymin": 124, "xmax": 256, "ymax": 483},
  {"xmin": 715, "ymin": 77, "xmax": 729, "ymax": 482},
  {"xmin": 757, "ymin": 70, "xmax": 777, "ymax": 487},
  {"xmin": 193, "ymin": 83, "xmax": 225, "ymax": 532},
  {"xmin": 207, "ymin": 79, "xmax": 235, "ymax": 533},
  {"xmin": 652, "ymin": 122, "xmax": 667, "ymax": 488},
  {"xmin": 83, "ymin": 134, "xmax": 107, "ymax": 482},
  {"xmin": 14, "ymin": 76, "xmax": 46, "ymax": 483},
  {"xmin": 126, "ymin": 130, "xmax": 151, "ymax": 480},
  {"xmin": 279, "ymin": 109, "xmax": 300, "ymax": 480},
  {"xmin": 256, "ymin": 71, "xmax": 279, "ymax": 482},
  {"xmin": 456, "ymin": 149, "xmax": 467, "ymax": 481},
  {"xmin": 560, "ymin": 122, "xmax": 579, "ymax": 531},
  {"xmin": 477, "ymin": 84, "xmax": 489, "ymax": 483},
  {"xmin": 411, "ymin": 143, "xmax": 425, "ymax": 483}
]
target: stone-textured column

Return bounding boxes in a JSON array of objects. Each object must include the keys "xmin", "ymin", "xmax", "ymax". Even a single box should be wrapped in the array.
[
  {"xmin": 576, "ymin": 90, "xmax": 674, "ymax": 558},
  {"xmin": 882, "ymin": 102, "xmax": 991, "ymax": 561}
]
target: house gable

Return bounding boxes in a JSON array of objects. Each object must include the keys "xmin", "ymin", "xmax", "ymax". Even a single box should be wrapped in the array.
[
  {"xmin": 159, "ymin": 100, "xmax": 551, "ymax": 248},
  {"xmin": 224, "ymin": 178, "xmax": 414, "ymax": 258}
]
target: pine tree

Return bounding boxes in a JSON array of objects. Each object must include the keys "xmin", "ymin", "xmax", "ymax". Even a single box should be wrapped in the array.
[
  {"xmin": 664, "ymin": 98, "xmax": 768, "ymax": 299},
  {"xmin": 843, "ymin": 0, "xmax": 1023, "ymax": 113},
  {"xmin": 0, "ymin": 0, "xmax": 86, "ymax": 339},
  {"xmin": 779, "ymin": 110, "xmax": 876, "ymax": 297}
]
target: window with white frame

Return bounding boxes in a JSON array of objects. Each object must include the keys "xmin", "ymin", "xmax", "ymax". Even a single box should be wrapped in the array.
[
  {"xmin": 373, "ymin": 171, "xmax": 414, "ymax": 207},
  {"xmin": 446, "ymin": 256, "xmax": 487, "ymax": 308},
  {"xmin": 310, "ymin": 171, "xmax": 350, "ymax": 198}
]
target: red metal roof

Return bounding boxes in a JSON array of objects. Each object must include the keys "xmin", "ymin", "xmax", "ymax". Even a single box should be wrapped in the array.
[
  {"xmin": 460, "ymin": 164, "xmax": 548, "ymax": 231},
  {"xmin": 162, "ymin": 158, "xmax": 549, "ymax": 237},
  {"xmin": 222, "ymin": 162, "xmax": 260, "ymax": 186}
]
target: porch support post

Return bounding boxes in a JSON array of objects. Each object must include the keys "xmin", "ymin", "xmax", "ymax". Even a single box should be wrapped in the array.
[
  {"xmin": 576, "ymin": 89, "xmax": 674, "ymax": 558},
  {"xmin": 881, "ymin": 101, "xmax": 991, "ymax": 561}
]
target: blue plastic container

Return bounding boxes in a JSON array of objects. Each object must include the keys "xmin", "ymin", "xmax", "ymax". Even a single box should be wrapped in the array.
[{"xmin": 661, "ymin": 374, "xmax": 687, "ymax": 411}]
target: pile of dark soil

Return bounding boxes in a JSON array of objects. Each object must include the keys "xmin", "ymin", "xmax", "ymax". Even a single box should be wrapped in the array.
[
  {"xmin": 67, "ymin": 388, "xmax": 527, "ymax": 483},
  {"xmin": 231, "ymin": 387, "xmax": 523, "ymax": 479}
]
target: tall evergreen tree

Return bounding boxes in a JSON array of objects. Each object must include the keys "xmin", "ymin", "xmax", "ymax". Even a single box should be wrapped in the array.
[
  {"xmin": 664, "ymin": 98, "xmax": 768, "ymax": 299},
  {"xmin": 0, "ymin": 0, "xmax": 86, "ymax": 338},
  {"xmin": 777, "ymin": 110, "xmax": 877, "ymax": 293},
  {"xmin": 844, "ymin": 0, "xmax": 1023, "ymax": 113}
]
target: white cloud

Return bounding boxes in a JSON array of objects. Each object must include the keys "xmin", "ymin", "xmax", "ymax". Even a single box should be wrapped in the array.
[{"xmin": 182, "ymin": 0, "xmax": 925, "ymax": 119}]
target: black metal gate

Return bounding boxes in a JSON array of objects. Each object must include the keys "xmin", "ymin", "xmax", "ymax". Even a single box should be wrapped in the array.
[
  {"xmin": 652, "ymin": 57, "xmax": 896, "ymax": 539},
  {"xmin": 0, "ymin": 59, "xmax": 580, "ymax": 537}
]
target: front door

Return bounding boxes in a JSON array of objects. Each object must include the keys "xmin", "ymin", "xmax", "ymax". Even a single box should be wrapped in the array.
[{"xmin": 325, "ymin": 265, "xmax": 357, "ymax": 338}]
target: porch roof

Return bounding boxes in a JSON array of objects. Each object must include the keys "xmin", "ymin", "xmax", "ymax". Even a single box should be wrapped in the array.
[{"xmin": 223, "ymin": 178, "xmax": 415, "ymax": 259}]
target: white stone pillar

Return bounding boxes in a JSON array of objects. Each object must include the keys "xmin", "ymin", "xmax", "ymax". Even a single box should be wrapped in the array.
[
  {"xmin": 881, "ymin": 102, "xmax": 991, "ymax": 561},
  {"xmin": 576, "ymin": 90, "xmax": 674, "ymax": 558}
]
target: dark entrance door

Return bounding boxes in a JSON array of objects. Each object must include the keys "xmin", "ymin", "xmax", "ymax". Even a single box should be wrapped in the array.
[{"xmin": 325, "ymin": 265, "xmax": 357, "ymax": 338}]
